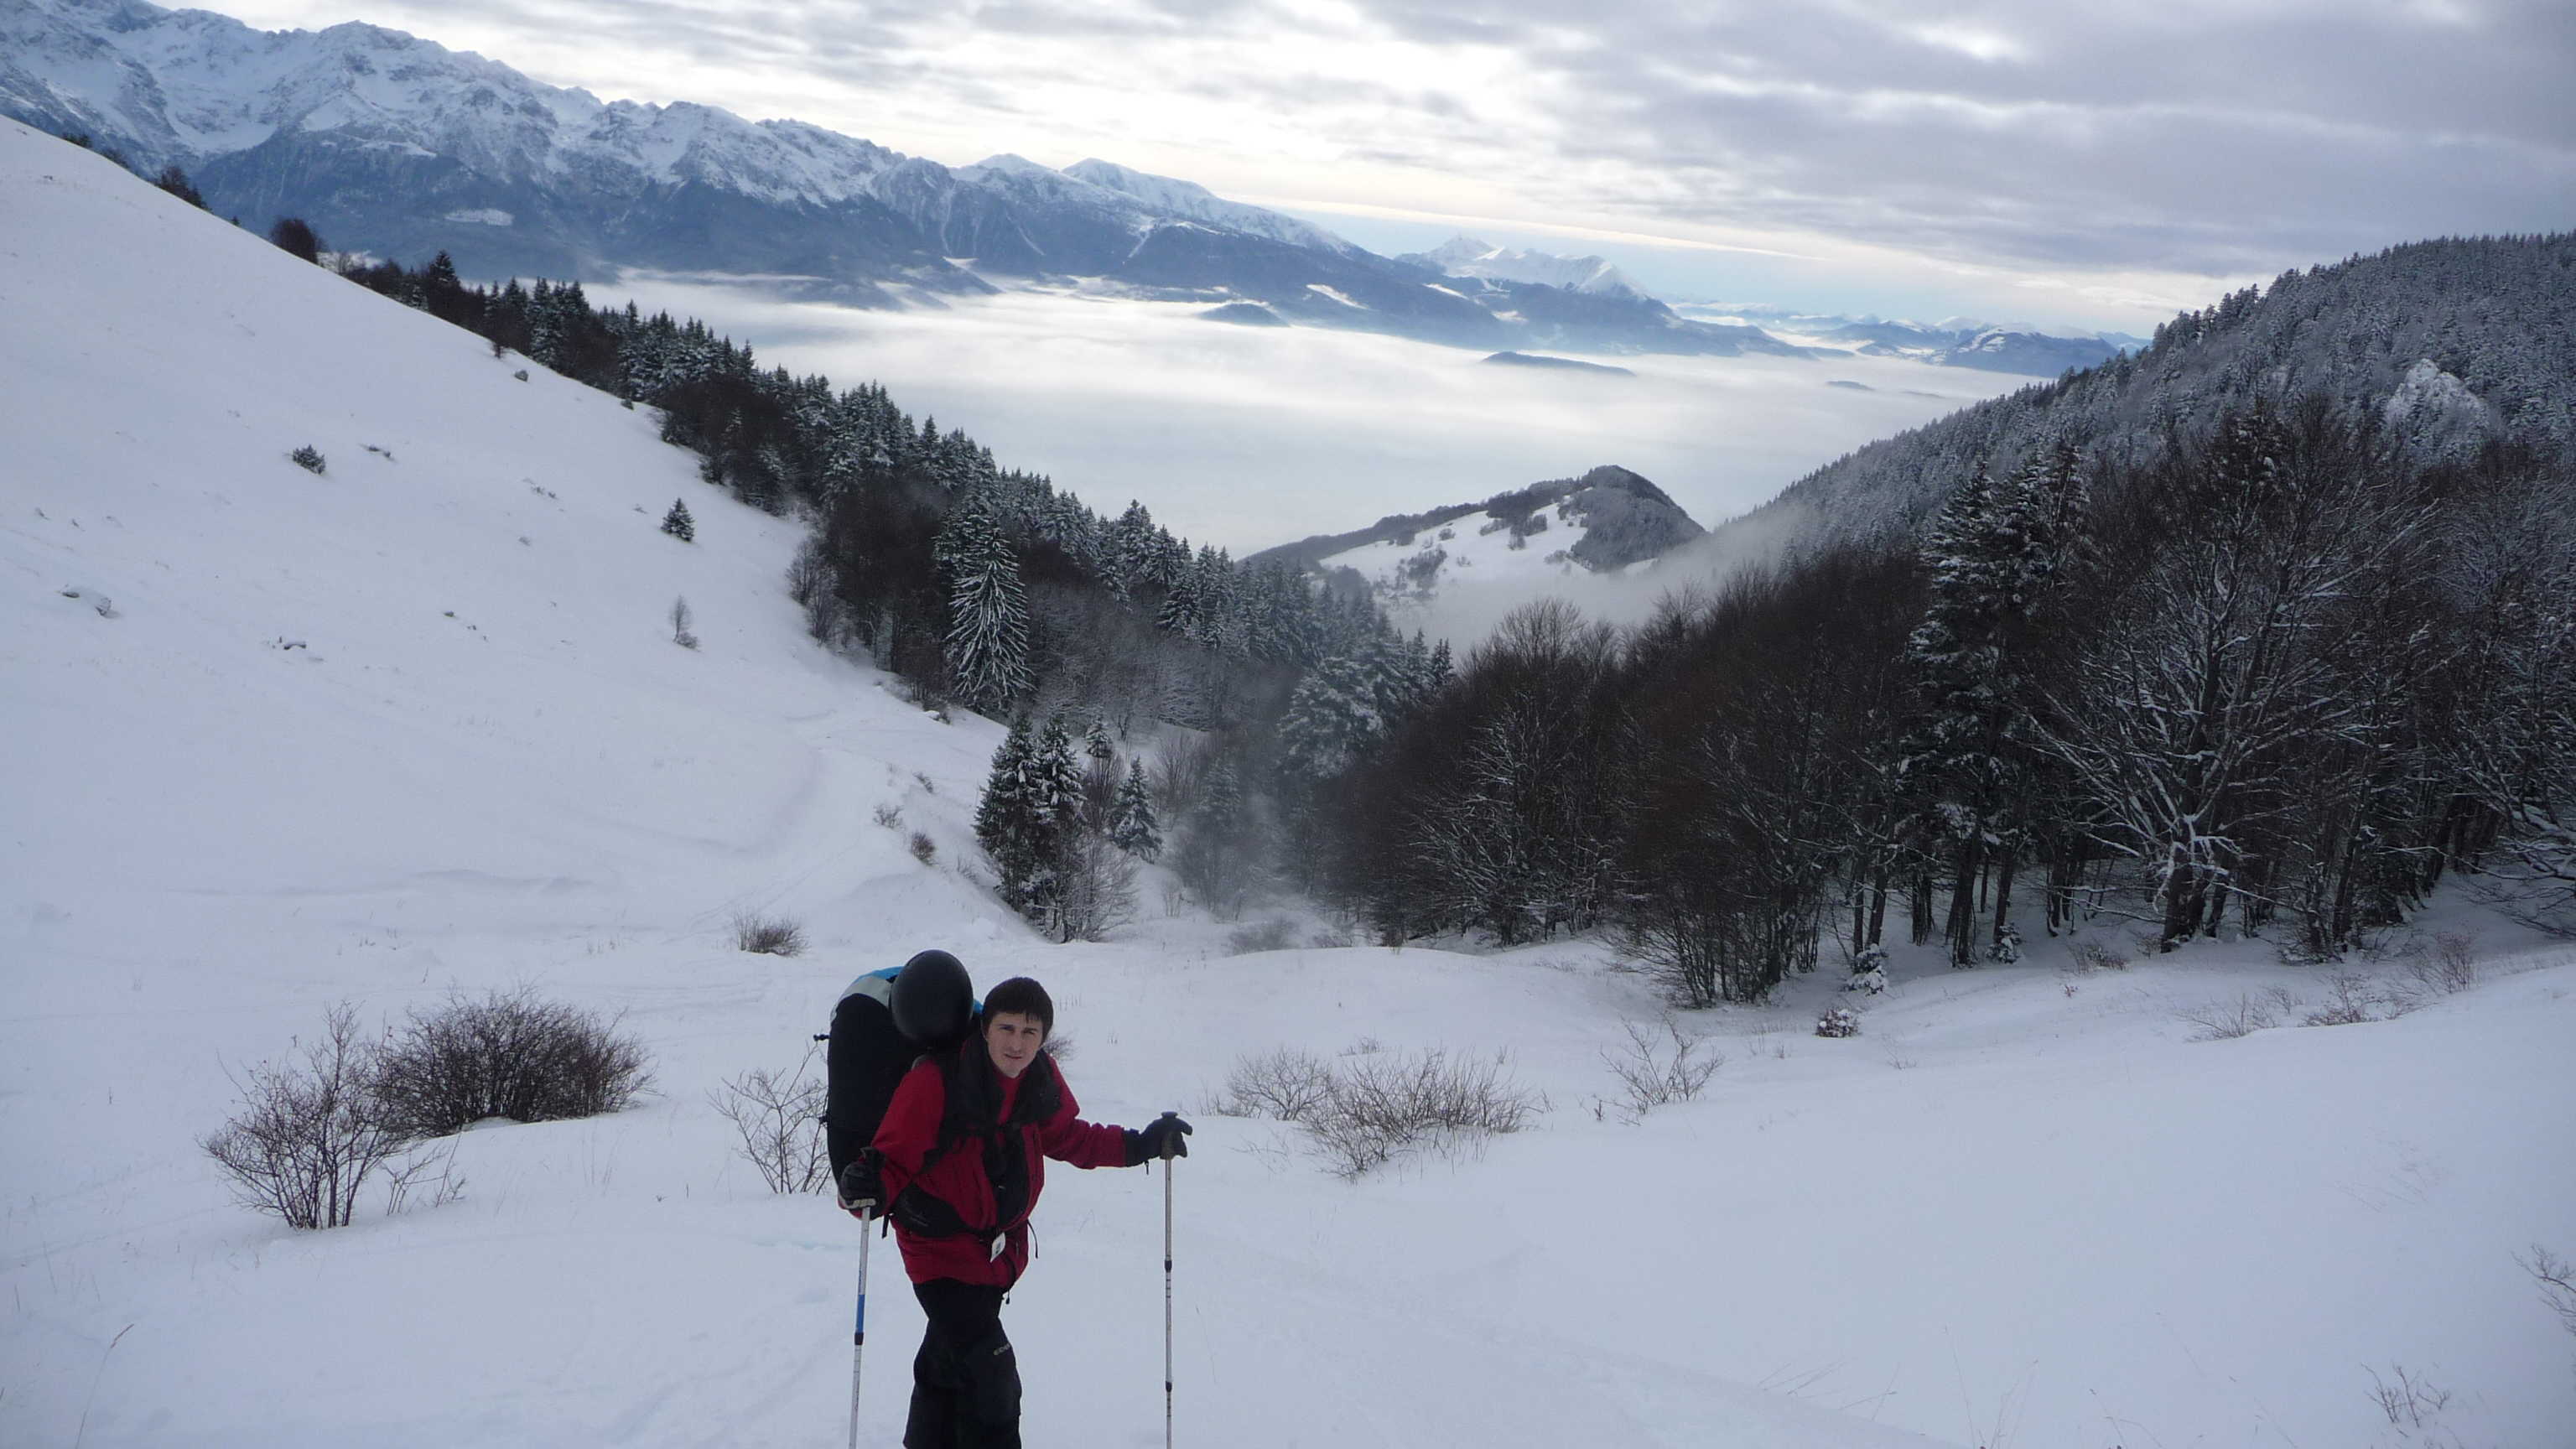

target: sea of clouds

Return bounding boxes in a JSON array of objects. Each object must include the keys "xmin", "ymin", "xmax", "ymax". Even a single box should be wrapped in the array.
[{"xmin": 590, "ymin": 276, "xmax": 2026, "ymax": 638}]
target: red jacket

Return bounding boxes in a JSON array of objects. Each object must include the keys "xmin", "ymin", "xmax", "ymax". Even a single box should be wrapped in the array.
[{"xmin": 872, "ymin": 1041, "xmax": 1131, "ymax": 1287}]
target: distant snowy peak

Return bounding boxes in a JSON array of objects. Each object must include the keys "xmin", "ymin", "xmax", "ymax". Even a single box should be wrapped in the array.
[
  {"xmin": 1, "ymin": 0, "xmax": 1789, "ymax": 356},
  {"xmin": 0, "ymin": 0, "xmax": 1336, "ymax": 242},
  {"xmin": 0, "ymin": 0, "xmax": 917, "ymax": 205},
  {"xmin": 1062, "ymin": 158, "xmax": 1354, "ymax": 253},
  {"xmin": 1672, "ymin": 304, "xmax": 2137, "ymax": 377},
  {"xmin": 1412, "ymin": 235, "xmax": 1645, "ymax": 299}
]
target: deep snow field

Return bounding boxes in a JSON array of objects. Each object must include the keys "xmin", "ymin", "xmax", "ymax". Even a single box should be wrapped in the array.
[{"xmin": 5, "ymin": 118, "xmax": 2575, "ymax": 1449}]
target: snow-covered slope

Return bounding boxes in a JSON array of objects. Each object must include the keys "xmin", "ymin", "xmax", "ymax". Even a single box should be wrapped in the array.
[
  {"xmin": 5, "ymin": 120, "xmax": 2573, "ymax": 1449},
  {"xmin": 1254, "ymin": 465, "xmax": 1706, "ymax": 610}
]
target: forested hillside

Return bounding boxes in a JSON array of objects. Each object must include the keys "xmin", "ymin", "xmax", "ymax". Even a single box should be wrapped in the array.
[
  {"xmin": 1314, "ymin": 238, "xmax": 2576, "ymax": 995},
  {"xmin": 309, "ymin": 240, "xmax": 1452, "ymax": 939},
  {"xmin": 1713, "ymin": 235, "xmax": 2576, "ymax": 552}
]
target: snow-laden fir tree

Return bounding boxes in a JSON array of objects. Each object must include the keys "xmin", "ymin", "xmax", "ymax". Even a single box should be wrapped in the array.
[
  {"xmin": 1080, "ymin": 718, "xmax": 1119, "ymax": 831},
  {"xmin": 975, "ymin": 716, "xmax": 1046, "ymax": 914},
  {"xmin": 1031, "ymin": 714, "xmax": 1086, "ymax": 844},
  {"xmin": 1109, "ymin": 759, "xmax": 1161, "ymax": 861},
  {"xmin": 1896, "ymin": 452, "xmax": 2075, "ymax": 966},
  {"xmin": 976, "ymin": 714, "xmax": 1090, "ymax": 928},
  {"xmin": 1172, "ymin": 756, "xmax": 1254, "ymax": 915},
  {"xmin": 661, "ymin": 498, "xmax": 694, "ymax": 542},
  {"xmin": 936, "ymin": 490, "xmax": 1032, "ymax": 714},
  {"xmin": 1279, "ymin": 652, "xmax": 1386, "ymax": 784}
]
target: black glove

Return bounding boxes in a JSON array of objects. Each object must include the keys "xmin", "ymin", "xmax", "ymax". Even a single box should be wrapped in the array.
[
  {"xmin": 836, "ymin": 1154, "xmax": 883, "ymax": 1218},
  {"xmin": 1127, "ymin": 1113, "xmax": 1192, "ymax": 1166}
]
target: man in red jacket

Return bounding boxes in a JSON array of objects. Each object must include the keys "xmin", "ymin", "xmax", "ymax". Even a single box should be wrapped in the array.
[{"xmin": 869, "ymin": 975, "xmax": 1191, "ymax": 1449}]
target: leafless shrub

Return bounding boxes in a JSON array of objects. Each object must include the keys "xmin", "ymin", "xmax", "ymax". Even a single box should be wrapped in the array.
[
  {"xmin": 2070, "ymin": 938, "xmax": 2129, "ymax": 972},
  {"xmin": 371, "ymin": 987, "xmax": 652, "ymax": 1138},
  {"xmin": 2434, "ymin": 932, "xmax": 2479, "ymax": 988},
  {"xmin": 733, "ymin": 912, "xmax": 807, "ymax": 957},
  {"xmin": 2303, "ymin": 972, "xmax": 2384, "ymax": 1026},
  {"xmin": 1303, "ymin": 1048, "xmax": 1542, "ymax": 1179},
  {"xmin": 2363, "ymin": 1363, "xmax": 2451, "ymax": 1428},
  {"xmin": 1601, "ymin": 1020, "xmax": 1722, "ymax": 1121},
  {"xmin": 872, "ymin": 802, "xmax": 902, "ymax": 829},
  {"xmin": 908, "ymin": 831, "xmax": 937, "ymax": 865},
  {"xmin": 2178, "ymin": 993, "xmax": 2282, "ymax": 1041},
  {"xmin": 785, "ymin": 538, "xmax": 832, "ymax": 610},
  {"xmin": 710, "ymin": 1047, "xmax": 829, "ymax": 1194},
  {"xmin": 2404, "ymin": 931, "xmax": 2478, "ymax": 997},
  {"xmin": 1213, "ymin": 1046, "xmax": 1337, "ymax": 1122},
  {"xmin": 669, "ymin": 595, "xmax": 698, "ymax": 650},
  {"xmin": 1225, "ymin": 918, "xmax": 1296, "ymax": 955},
  {"xmin": 1050, "ymin": 830, "xmax": 1140, "ymax": 942},
  {"xmin": 201, "ymin": 1003, "xmax": 415, "ymax": 1229},
  {"xmin": 2521, "ymin": 1244, "xmax": 2576, "ymax": 1343},
  {"xmin": 382, "ymin": 1140, "xmax": 467, "ymax": 1215},
  {"xmin": 1151, "ymin": 735, "xmax": 1219, "ymax": 823}
]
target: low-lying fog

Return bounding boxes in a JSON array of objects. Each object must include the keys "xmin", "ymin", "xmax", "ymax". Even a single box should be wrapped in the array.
[{"xmin": 594, "ymin": 277, "xmax": 2025, "ymax": 562}]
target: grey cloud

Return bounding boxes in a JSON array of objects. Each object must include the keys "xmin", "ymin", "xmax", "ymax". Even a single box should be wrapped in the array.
[
  {"xmin": 1424, "ymin": 0, "xmax": 2576, "ymax": 274},
  {"xmin": 350, "ymin": 0, "xmax": 2571, "ymax": 284}
]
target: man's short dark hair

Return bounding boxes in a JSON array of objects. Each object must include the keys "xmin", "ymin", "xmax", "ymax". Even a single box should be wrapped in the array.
[{"xmin": 982, "ymin": 977, "xmax": 1054, "ymax": 1038}]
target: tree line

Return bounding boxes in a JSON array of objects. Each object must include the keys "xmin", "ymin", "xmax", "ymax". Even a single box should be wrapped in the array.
[
  {"xmin": 231, "ymin": 174, "xmax": 2572, "ymax": 978},
  {"xmin": 319, "ymin": 247, "xmax": 1436, "ymax": 727},
  {"xmin": 1318, "ymin": 400, "xmax": 2575, "ymax": 1000},
  {"xmin": 288, "ymin": 237, "xmax": 1458, "ymax": 938}
]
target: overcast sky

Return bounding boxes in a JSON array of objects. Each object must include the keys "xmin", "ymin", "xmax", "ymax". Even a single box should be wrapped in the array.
[{"xmin": 223, "ymin": 0, "xmax": 2573, "ymax": 330}]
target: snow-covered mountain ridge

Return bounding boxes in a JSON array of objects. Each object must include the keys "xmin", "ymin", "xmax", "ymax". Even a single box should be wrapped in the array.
[
  {"xmin": 0, "ymin": 0, "xmax": 1805, "ymax": 354},
  {"xmin": 4, "ymin": 120, "xmax": 2573, "ymax": 1449},
  {"xmin": 1404, "ymin": 235, "xmax": 1645, "ymax": 299},
  {"xmin": 1679, "ymin": 302, "xmax": 2146, "ymax": 375},
  {"xmin": 0, "ymin": 0, "xmax": 1360, "ymax": 303}
]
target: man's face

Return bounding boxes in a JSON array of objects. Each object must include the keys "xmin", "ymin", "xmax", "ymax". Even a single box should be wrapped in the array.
[{"xmin": 985, "ymin": 1011, "xmax": 1045, "ymax": 1078}]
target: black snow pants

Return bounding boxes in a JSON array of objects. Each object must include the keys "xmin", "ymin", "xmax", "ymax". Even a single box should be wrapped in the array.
[{"xmin": 906, "ymin": 1280, "xmax": 1021, "ymax": 1449}]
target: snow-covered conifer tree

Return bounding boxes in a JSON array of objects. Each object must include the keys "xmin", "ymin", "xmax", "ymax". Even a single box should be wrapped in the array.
[
  {"xmin": 1110, "ymin": 759, "xmax": 1161, "ymax": 861},
  {"xmin": 975, "ymin": 715, "xmax": 1043, "ymax": 912},
  {"xmin": 1897, "ymin": 458, "xmax": 2066, "ymax": 966},
  {"xmin": 1280, "ymin": 653, "xmax": 1384, "ymax": 783},
  {"xmin": 661, "ymin": 498, "xmax": 694, "ymax": 543},
  {"xmin": 936, "ymin": 491, "xmax": 1032, "ymax": 714}
]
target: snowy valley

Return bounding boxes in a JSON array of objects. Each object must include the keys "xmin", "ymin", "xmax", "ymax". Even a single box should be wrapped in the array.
[{"xmin": 6, "ymin": 115, "xmax": 2576, "ymax": 1449}]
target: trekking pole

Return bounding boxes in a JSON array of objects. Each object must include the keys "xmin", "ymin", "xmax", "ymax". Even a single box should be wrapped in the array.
[
  {"xmin": 1159, "ymin": 1111, "xmax": 1178, "ymax": 1449},
  {"xmin": 848, "ymin": 1213, "xmax": 874, "ymax": 1449}
]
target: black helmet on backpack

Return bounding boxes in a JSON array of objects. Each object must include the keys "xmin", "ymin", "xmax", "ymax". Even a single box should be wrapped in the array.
[{"xmin": 891, "ymin": 949, "xmax": 974, "ymax": 1047}]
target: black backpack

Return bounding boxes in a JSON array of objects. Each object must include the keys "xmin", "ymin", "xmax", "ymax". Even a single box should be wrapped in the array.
[{"xmin": 821, "ymin": 952, "xmax": 976, "ymax": 1182}]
